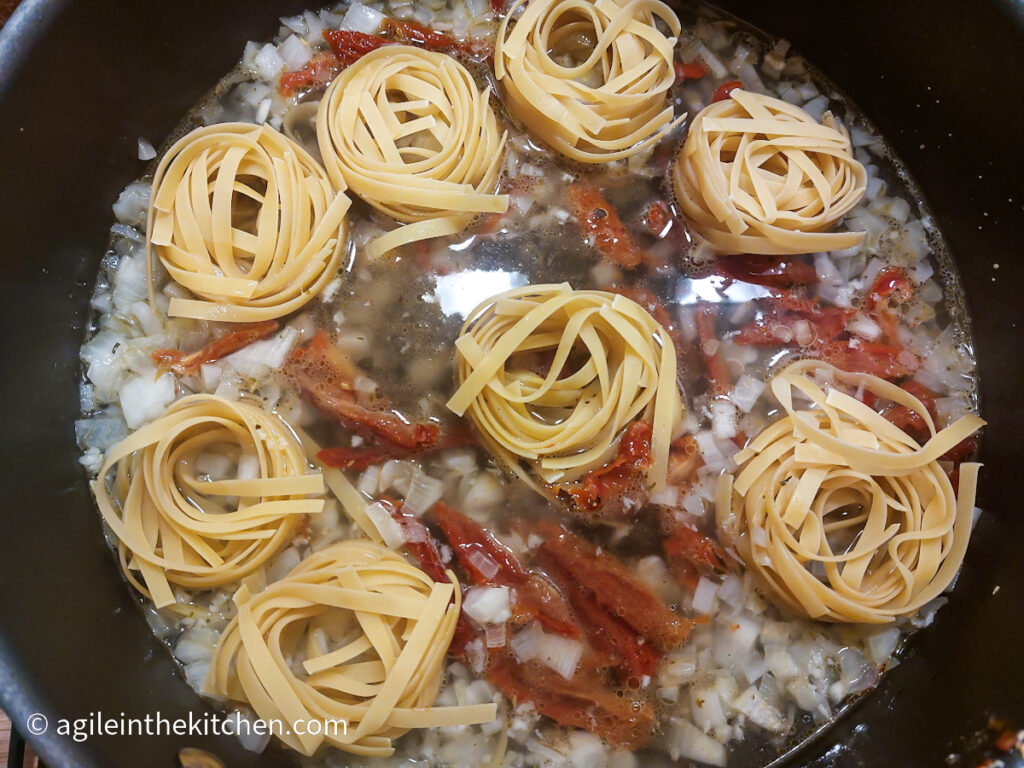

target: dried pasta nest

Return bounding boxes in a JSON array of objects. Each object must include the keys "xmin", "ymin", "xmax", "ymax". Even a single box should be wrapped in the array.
[
  {"xmin": 147, "ymin": 122, "xmax": 351, "ymax": 321},
  {"xmin": 317, "ymin": 45, "xmax": 508, "ymax": 258},
  {"xmin": 91, "ymin": 395, "xmax": 324, "ymax": 607},
  {"xmin": 673, "ymin": 90, "xmax": 867, "ymax": 255},
  {"xmin": 446, "ymin": 283, "xmax": 683, "ymax": 494},
  {"xmin": 495, "ymin": 0, "xmax": 683, "ymax": 162},
  {"xmin": 206, "ymin": 540, "xmax": 496, "ymax": 757},
  {"xmin": 716, "ymin": 360, "xmax": 984, "ymax": 623}
]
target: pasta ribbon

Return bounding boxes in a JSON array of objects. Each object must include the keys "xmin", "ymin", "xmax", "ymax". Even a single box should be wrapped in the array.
[
  {"xmin": 716, "ymin": 359, "xmax": 984, "ymax": 623},
  {"xmin": 147, "ymin": 122, "xmax": 350, "ymax": 321},
  {"xmin": 673, "ymin": 90, "xmax": 867, "ymax": 255},
  {"xmin": 317, "ymin": 46, "xmax": 508, "ymax": 258},
  {"xmin": 495, "ymin": 0, "xmax": 683, "ymax": 162},
  {"xmin": 447, "ymin": 284, "xmax": 683, "ymax": 494},
  {"xmin": 206, "ymin": 540, "xmax": 497, "ymax": 756},
  {"xmin": 91, "ymin": 395, "xmax": 324, "ymax": 608}
]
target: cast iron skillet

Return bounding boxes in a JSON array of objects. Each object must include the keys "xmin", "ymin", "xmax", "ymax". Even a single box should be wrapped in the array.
[{"xmin": 0, "ymin": 1, "xmax": 1021, "ymax": 766}]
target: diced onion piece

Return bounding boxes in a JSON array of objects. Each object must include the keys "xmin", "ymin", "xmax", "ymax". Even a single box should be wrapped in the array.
[
  {"xmin": 510, "ymin": 623, "xmax": 583, "ymax": 680},
  {"xmin": 730, "ymin": 375, "xmax": 765, "ymax": 414},
  {"xmin": 484, "ymin": 622, "xmax": 507, "ymax": 648},
  {"xmin": 463, "ymin": 586, "xmax": 512, "ymax": 625},
  {"xmin": 254, "ymin": 43, "xmax": 286, "ymax": 79},
  {"xmin": 467, "ymin": 550, "xmax": 500, "ymax": 580},
  {"xmin": 692, "ymin": 576, "xmax": 719, "ymax": 614},
  {"xmin": 710, "ymin": 400, "xmax": 738, "ymax": 440},
  {"xmin": 137, "ymin": 138, "xmax": 157, "ymax": 161},
  {"xmin": 119, "ymin": 373, "xmax": 176, "ymax": 429},
  {"xmin": 278, "ymin": 34, "xmax": 312, "ymax": 71},
  {"xmin": 341, "ymin": 2, "xmax": 385, "ymax": 33},
  {"xmin": 670, "ymin": 719, "xmax": 726, "ymax": 766},
  {"xmin": 365, "ymin": 501, "xmax": 407, "ymax": 549},
  {"xmin": 404, "ymin": 471, "xmax": 444, "ymax": 517},
  {"xmin": 866, "ymin": 627, "xmax": 901, "ymax": 664},
  {"xmin": 733, "ymin": 685, "xmax": 787, "ymax": 732}
]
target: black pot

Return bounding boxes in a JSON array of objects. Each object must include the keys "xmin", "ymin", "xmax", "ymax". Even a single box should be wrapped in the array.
[{"xmin": 0, "ymin": 1, "xmax": 1021, "ymax": 766}]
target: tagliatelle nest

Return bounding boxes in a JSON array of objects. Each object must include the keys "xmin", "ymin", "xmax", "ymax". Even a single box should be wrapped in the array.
[
  {"xmin": 317, "ymin": 45, "xmax": 508, "ymax": 258},
  {"xmin": 446, "ymin": 283, "xmax": 683, "ymax": 494},
  {"xmin": 673, "ymin": 90, "xmax": 867, "ymax": 255},
  {"xmin": 205, "ymin": 540, "xmax": 496, "ymax": 757},
  {"xmin": 716, "ymin": 360, "xmax": 984, "ymax": 623},
  {"xmin": 91, "ymin": 395, "xmax": 325, "ymax": 608},
  {"xmin": 495, "ymin": 0, "xmax": 684, "ymax": 162},
  {"xmin": 147, "ymin": 122, "xmax": 351, "ymax": 321}
]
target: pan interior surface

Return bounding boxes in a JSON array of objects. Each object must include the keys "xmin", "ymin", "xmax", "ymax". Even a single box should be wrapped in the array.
[{"xmin": 0, "ymin": 1, "xmax": 1021, "ymax": 767}]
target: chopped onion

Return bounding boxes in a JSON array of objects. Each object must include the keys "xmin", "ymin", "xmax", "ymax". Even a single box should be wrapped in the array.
[
  {"xmin": 357, "ymin": 464, "xmax": 381, "ymax": 496},
  {"xmin": 254, "ymin": 43, "xmax": 285, "ymax": 79},
  {"xmin": 741, "ymin": 653, "xmax": 766, "ymax": 685},
  {"xmin": 174, "ymin": 626, "xmax": 219, "ymax": 664},
  {"xmin": 796, "ymin": 81, "xmax": 819, "ymax": 101},
  {"xmin": 236, "ymin": 452, "xmax": 260, "ymax": 481},
  {"xmin": 194, "ymin": 451, "xmax": 234, "ymax": 481},
  {"xmin": 865, "ymin": 627, "xmax": 901, "ymax": 664},
  {"xmin": 223, "ymin": 327, "xmax": 298, "ymax": 379},
  {"xmin": 568, "ymin": 731, "xmax": 608, "ymax": 768},
  {"xmin": 280, "ymin": 13, "xmax": 308, "ymax": 35},
  {"xmin": 911, "ymin": 258, "xmax": 935, "ymax": 284},
  {"xmin": 200, "ymin": 363, "xmax": 222, "ymax": 390},
  {"xmin": 465, "ymin": 637, "xmax": 486, "ymax": 676},
  {"xmin": 510, "ymin": 192, "xmax": 534, "ymax": 215},
  {"xmin": 649, "ymin": 486, "xmax": 680, "ymax": 507},
  {"xmin": 716, "ymin": 574, "xmax": 744, "ymax": 608},
  {"xmin": 682, "ymin": 491, "xmax": 705, "ymax": 518},
  {"xmin": 848, "ymin": 313, "xmax": 882, "ymax": 341},
  {"xmin": 764, "ymin": 645, "xmax": 800, "ymax": 679},
  {"xmin": 467, "ymin": 550, "xmax": 500, "ymax": 580},
  {"xmin": 255, "ymin": 97, "xmax": 272, "ymax": 125},
  {"xmin": 709, "ymin": 400, "xmax": 738, "ymax": 440},
  {"xmin": 462, "ymin": 470, "xmax": 503, "ymax": 512},
  {"xmin": 691, "ymin": 683, "xmax": 729, "ymax": 736},
  {"xmin": 365, "ymin": 501, "xmax": 406, "ymax": 549},
  {"xmin": 692, "ymin": 576, "xmax": 719, "ymax": 614},
  {"xmin": 695, "ymin": 42, "xmax": 727, "ymax": 79},
  {"xmin": 266, "ymin": 547, "xmax": 301, "ymax": 582},
  {"xmin": 183, "ymin": 660, "xmax": 211, "ymax": 694},
  {"xmin": 112, "ymin": 181, "xmax": 151, "ymax": 227},
  {"xmin": 713, "ymin": 614, "xmax": 761, "ymax": 670},
  {"xmin": 379, "ymin": 460, "xmax": 415, "ymax": 495},
  {"xmin": 278, "ymin": 34, "xmax": 312, "ymax": 70},
  {"xmin": 401, "ymin": 471, "xmax": 443, "ymax": 517},
  {"xmin": 113, "ymin": 253, "xmax": 150, "ymax": 310},
  {"xmin": 341, "ymin": 2, "xmax": 385, "ymax": 33},
  {"xmin": 119, "ymin": 373, "xmax": 175, "ymax": 429},
  {"xmin": 730, "ymin": 375, "xmax": 765, "ymax": 413},
  {"xmin": 670, "ymin": 719, "xmax": 726, "ymax": 766},
  {"xmin": 301, "ymin": 10, "xmax": 326, "ymax": 45},
  {"xmin": 402, "ymin": 521, "xmax": 429, "ymax": 544},
  {"xmin": 463, "ymin": 586, "xmax": 512, "ymax": 625},
  {"xmin": 733, "ymin": 685, "xmax": 787, "ymax": 732},
  {"xmin": 130, "ymin": 301, "xmax": 162, "ymax": 336},
  {"xmin": 510, "ymin": 623, "xmax": 583, "ymax": 680},
  {"xmin": 866, "ymin": 176, "xmax": 885, "ymax": 202},
  {"xmin": 75, "ymin": 415, "xmax": 127, "ymax": 452},
  {"xmin": 137, "ymin": 138, "xmax": 156, "ymax": 161},
  {"xmin": 659, "ymin": 646, "xmax": 697, "ymax": 687},
  {"xmin": 838, "ymin": 646, "xmax": 872, "ymax": 693},
  {"xmin": 441, "ymin": 448, "xmax": 477, "ymax": 475},
  {"xmin": 484, "ymin": 622, "xmax": 507, "ymax": 648}
]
